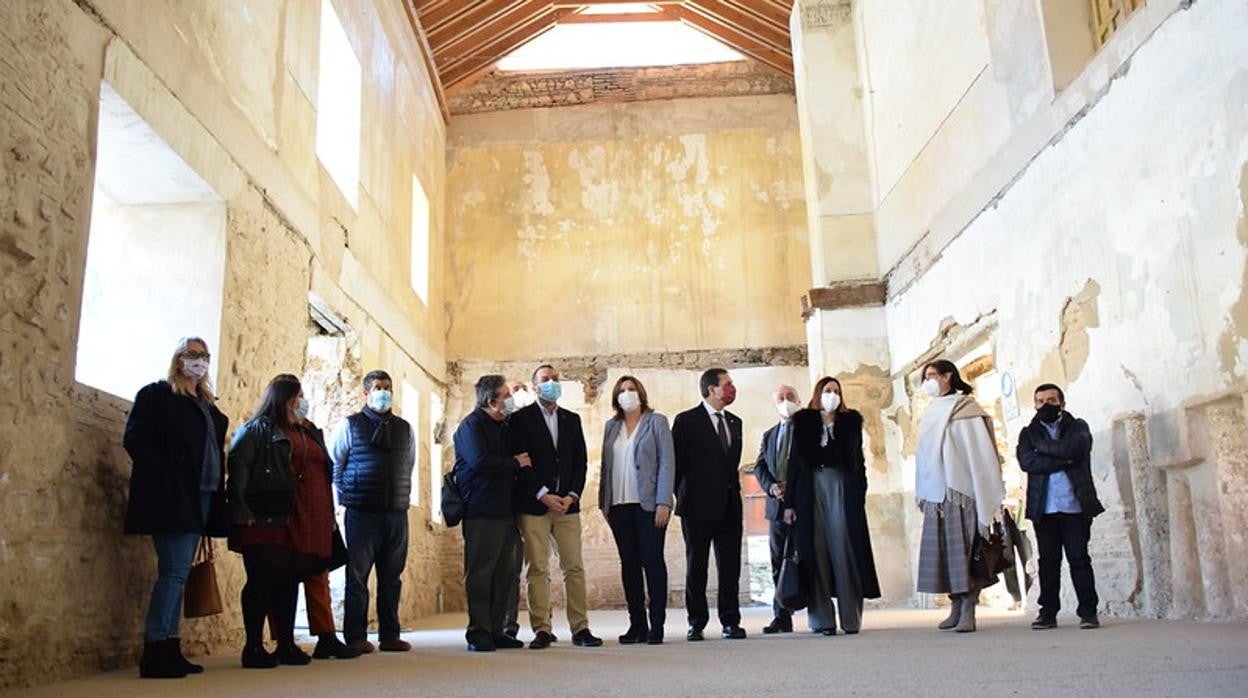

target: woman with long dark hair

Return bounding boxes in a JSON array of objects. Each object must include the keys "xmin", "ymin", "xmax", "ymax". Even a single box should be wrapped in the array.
[
  {"xmin": 124, "ymin": 337, "xmax": 228, "ymax": 678},
  {"xmin": 914, "ymin": 359, "xmax": 1005, "ymax": 633},
  {"xmin": 599, "ymin": 376, "xmax": 675, "ymax": 645},
  {"xmin": 227, "ymin": 374, "xmax": 335, "ymax": 667},
  {"xmin": 786, "ymin": 376, "xmax": 880, "ymax": 635}
]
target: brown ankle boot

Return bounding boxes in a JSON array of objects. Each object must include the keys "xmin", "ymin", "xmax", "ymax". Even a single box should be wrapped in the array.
[{"xmin": 937, "ymin": 595, "xmax": 962, "ymax": 630}]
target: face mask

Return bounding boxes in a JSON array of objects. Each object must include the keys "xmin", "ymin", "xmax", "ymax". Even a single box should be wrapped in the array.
[
  {"xmin": 368, "ymin": 389, "xmax": 393, "ymax": 413},
  {"xmin": 618, "ymin": 390, "xmax": 641, "ymax": 413},
  {"xmin": 1038, "ymin": 403, "xmax": 1062, "ymax": 424},
  {"xmin": 719, "ymin": 384, "xmax": 736, "ymax": 406},
  {"xmin": 922, "ymin": 378, "xmax": 941, "ymax": 398},
  {"xmin": 502, "ymin": 395, "xmax": 517, "ymax": 415},
  {"xmin": 537, "ymin": 380, "xmax": 562, "ymax": 403},
  {"xmin": 293, "ymin": 397, "xmax": 310, "ymax": 422},
  {"xmin": 181, "ymin": 358, "xmax": 209, "ymax": 380},
  {"xmin": 512, "ymin": 388, "xmax": 535, "ymax": 409},
  {"xmin": 775, "ymin": 399, "xmax": 800, "ymax": 419},
  {"xmin": 821, "ymin": 392, "xmax": 841, "ymax": 413}
]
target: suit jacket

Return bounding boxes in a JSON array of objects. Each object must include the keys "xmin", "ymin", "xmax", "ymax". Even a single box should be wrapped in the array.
[
  {"xmin": 599, "ymin": 411, "xmax": 675, "ymax": 515},
  {"xmin": 509, "ymin": 402, "xmax": 588, "ymax": 516},
  {"xmin": 753, "ymin": 420, "xmax": 797, "ymax": 521},
  {"xmin": 672, "ymin": 402, "xmax": 744, "ymax": 521}
]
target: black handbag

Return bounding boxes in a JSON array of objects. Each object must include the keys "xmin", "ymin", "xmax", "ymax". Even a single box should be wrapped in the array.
[
  {"xmin": 441, "ymin": 471, "xmax": 466, "ymax": 527},
  {"xmin": 971, "ymin": 519, "xmax": 1010, "ymax": 583},
  {"xmin": 328, "ymin": 527, "xmax": 348, "ymax": 571},
  {"xmin": 776, "ymin": 529, "xmax": 807, "ymax": 611}
]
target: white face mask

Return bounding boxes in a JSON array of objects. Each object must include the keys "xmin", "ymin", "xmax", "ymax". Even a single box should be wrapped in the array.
[
  {"xmin": 512, "ymin": 388, "xmax": 535, "ymax": 409},
  {"xmin": 775, "ymin": 399, "xmax": 800, "ymax": 419},
  {"xmin": 293, "ymin": 397, "xmax": 310, "ymax": 421},
  {"xmin": 502, "ymin": 395, "xmax": 517, "ymax": 415},
  {"xmin": 820, "ymin": 392, "xmax": 841, "ymax": 413},
  {"xmin": 922, "ymin": 378, "xmax": 942, "ymax": 398},
  {"xmin": 367, "ymin": 389, "xmax": 393, "ymax": 413},
  {"xmin": 618, "ymin": 389, "xmax": 641, "ymax": 413},
  {"xmin": 180, "ymin": 358, "xmax": 209, "ymax": 380}
]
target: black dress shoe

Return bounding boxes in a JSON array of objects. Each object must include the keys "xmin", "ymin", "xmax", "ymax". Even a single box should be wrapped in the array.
[
  {"xmin": 466, "ymin": 637, "xmax": 496, "ymax": 652},
  {"xmin": 241, "ymin": 643, "xmax": 278, "ymax": 669},
  {"xmin": 529, "ymin": 631, "xmax": 555, "ymax": 649},
  {"xmin": 275, "ymin": 642, "xmax": 312, "ymax": 665},
  {"xmin": 686, "ymin": 627, "xmax": 704, "ymax": 642},
  {"xmin": 820, "ymin": 628, "xmax": 837, "ymax": 636},
  {"xmin": 646, "ymin": 629, "xmax": 664, "ymax": 645},
  {"xmin": 572, "ymin": 629, "xmax": 603, "ymax": 647},
  {"xmin": 762, "ymin": 618, "xmax": 793, "ymax": 634},
  {"xmin": 618, "ymin": 626, "xmax": 648, "ymax": 644},
  {"xmin": 313, "ymin": 633, "xmax": 361, "ymax": 659},
  {"xmin": 1031, "ymin": 616, "xmax": 1057, "ymax": 630},
  {"xmin": 721, "ymin": 625, "xmax": 747, "ymax": 640},
  {"xmin": 493, "ymin": 634, "xmax": 525, "ymax": 649},
  {"xmin": 1079, "ymin": 616, "xmax": 1100, "ymax": 629}
]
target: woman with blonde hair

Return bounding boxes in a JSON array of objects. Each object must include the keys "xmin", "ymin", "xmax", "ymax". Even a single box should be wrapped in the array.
[
  {"xmin": 123, "ymin": 337, "xmax": 229, "ymax": 678},
  {"xmin": 914, "ymin": 359, "xmax": 1005, "ymax": 633}
]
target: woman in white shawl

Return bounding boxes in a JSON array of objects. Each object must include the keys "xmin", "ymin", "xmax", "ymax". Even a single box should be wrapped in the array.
[{"xmin": 915, "ymin": 360, "xmax": 1005, "ymax": 633}]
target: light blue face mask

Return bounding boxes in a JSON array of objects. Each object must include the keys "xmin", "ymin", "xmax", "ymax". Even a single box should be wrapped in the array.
[
  {"xmin": 537, "ymin": 380, "xmax": 562, "ymax": 403},
  {"xmin": 294, "ymin": 397, "xmax": 310, "ymax": 421},
  {"xmin": 368, "ymin": 389, "xmax": 393, "ymax": 413}
]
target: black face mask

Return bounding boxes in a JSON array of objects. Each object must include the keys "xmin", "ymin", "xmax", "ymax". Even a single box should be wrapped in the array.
[{"xmin": 1037, "ymin": 403, "xmax": 1062, "ymax": 424}]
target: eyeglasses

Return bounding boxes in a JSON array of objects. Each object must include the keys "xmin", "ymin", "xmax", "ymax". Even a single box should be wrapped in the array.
[{"xmin": 182, "ymin": 351, "xmax": 211, "ymax": 361}]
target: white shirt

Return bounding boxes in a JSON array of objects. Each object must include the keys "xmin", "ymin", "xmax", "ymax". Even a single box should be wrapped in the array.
[
  {"xmin": 541, "ymin": 402, "xmax": 559, "ymax": 447},
  {"xmin": 611, "ymin": 425, "xmax": 640, "ymax": 506},
  {"xmin": 702, "ymin": 400, "xmax": 731, "ymax": 447}
]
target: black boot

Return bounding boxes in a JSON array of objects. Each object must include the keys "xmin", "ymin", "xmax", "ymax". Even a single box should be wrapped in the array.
[
  {"xmin": 313, "ymin": 633, "xmax": 361, "ymax": 659},
  {"xmin": 618, "ymin": 625, "xmax": 648, "ymax": 644},
  {"xmin": 139, "ymin": 639, "xmax": 188, "ymax": 679},
  {"xmin": 169, "ymin": 638, "xmax": 203, "ymax": 674},
  {"xmin": 241, "ymin": 643, "xmax": 278, "ymax": 669}
]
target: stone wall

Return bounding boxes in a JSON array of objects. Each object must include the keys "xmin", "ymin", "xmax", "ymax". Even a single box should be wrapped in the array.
[{"xmin": 0, "ymin": 0, "xmax": 450, "ymax": 689}]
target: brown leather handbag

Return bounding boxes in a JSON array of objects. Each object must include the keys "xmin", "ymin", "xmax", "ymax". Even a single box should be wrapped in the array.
[{"xmin": 183, "ymin": 537, "xmax": 224, "ymax": 618}]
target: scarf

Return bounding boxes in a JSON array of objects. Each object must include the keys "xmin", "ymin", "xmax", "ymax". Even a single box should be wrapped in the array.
[
  {"xmin": 916, "ymin": 394, "xmax": 1006, "ymax": 529},
  {"xmin": 361, "ymin": 406, "xmax": 393, "ymax": 451}
]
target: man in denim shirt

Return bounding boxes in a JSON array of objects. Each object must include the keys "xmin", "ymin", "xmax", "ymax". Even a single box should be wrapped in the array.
[{"xmin": 1017, "ymin": 384, "xmax": 1105, "ymax": 630}]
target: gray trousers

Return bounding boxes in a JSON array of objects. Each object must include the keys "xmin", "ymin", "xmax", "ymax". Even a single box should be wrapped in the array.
[
  {"xmin": 502, "ymin": 535, "xmax": 523, "ymax": 636},
  {"xmin": 463, "ymin": 516, "xmax": 520, "ymax": 642},
  {"xmin": 768, "ymin": 517, "xmax": 792, "ymax": 620},
  {"xmin": 807, "ymin": 468, "xmax": 864, "ymax": 633}
]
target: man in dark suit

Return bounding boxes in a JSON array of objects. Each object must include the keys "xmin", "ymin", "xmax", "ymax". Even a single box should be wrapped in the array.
[
  {"xmin": 673, "ymin": 368, "xmax": 746, "ymax": 640},
  {"xmin": 509, "ymin": 364, "xmax": 602, "ymax": 648},
  {"xmin": 753, "ymin": 384, "xmax": 802, "ymax": 634},
  {"xmin": 452, "ymin": 374, "xmax": 531, "ymax": 652}
]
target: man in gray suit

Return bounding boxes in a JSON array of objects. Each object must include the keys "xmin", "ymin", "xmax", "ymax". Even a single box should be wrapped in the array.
[{"xmin": 754, "ymin": 384, "xmax": 802, "ymax": 634}]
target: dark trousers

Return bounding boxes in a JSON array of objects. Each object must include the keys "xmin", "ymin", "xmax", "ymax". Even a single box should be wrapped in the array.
[
  {"xmin": 681, "ymin": 499, "xmax": 743, "ymax": 630},
  {"xmin": 344, "ymin": 509, "xmax": 409, "ymax": 643},
  {"xmin": 1035, "ymin": 513, "xmax": 1099, "ymax": 620},
  {"xmin": 463, "ymin": 516, "xmax": 520, "ymax": 642},
  {"xmin": 240, "ymin": 545, "xmax": 303, "ymax": 647},
  {"xmin": 767, "ymin": 517, "xmax": 792, "ymax": 621},
  {"xmin": 607, "ymin": 504, "xmax": 669, "ymax": 631},
  {"xmin": 502, "ymin": 535, "xmax": 523, "ymax": 637}
]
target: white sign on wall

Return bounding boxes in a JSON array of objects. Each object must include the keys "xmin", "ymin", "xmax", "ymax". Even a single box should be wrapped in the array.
[{"xmin": 1001, "ymin": 371, "xmax": 1020, "ymax": 420}]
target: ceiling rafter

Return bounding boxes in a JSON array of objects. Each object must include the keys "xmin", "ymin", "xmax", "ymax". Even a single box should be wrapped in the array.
[{"xmin": 407, "ymin": 1, "xmax": 797, "ymax": 107}]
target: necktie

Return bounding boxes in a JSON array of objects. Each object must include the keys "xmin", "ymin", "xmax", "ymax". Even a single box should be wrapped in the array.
[
  {"xmin": 776, "ymin": 422, "xmax": 792, "ymax": 483},
  {"xmin": 715, "ymin": 413, "xmax": 729, "ymax": 453}
]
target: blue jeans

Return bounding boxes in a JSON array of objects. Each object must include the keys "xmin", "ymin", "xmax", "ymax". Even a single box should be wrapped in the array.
[
  {"xmin": 344, "ymin": 509, "xmax": 409, "ymax": 643},
  {"xmin": 144, "ymin": 492, "xmax": 212, "ymax": 641}
]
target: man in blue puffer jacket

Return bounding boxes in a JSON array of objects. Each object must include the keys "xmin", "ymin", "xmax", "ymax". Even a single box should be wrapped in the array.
[{"xmin": 330, "ymin": 369, "xmax": 416, "ymax": 654}]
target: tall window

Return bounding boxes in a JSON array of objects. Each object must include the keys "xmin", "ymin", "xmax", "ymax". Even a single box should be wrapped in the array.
[
  {"xmin": 402, "ymin": 380, "xmax": 420, "ymax": 507},
  {"xmin": 76, "ymin": 82, "xmax": 226, "ymax": 400},
  {"xmin": 430, "ymin": 392, "xmax": 444, "ymax": 524},
  {"xmin": 1092, "ymin": 0, "xmax": 1145, "ymax": 48},
  {"xmin": 315, "ymin": 0, "xmax": 362, "ymax": 208},
  {"xmin": 410, "ymin": 175, "xmax": 430, "ymax": 305}
]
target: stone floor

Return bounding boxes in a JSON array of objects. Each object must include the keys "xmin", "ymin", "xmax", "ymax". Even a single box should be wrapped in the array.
[{"xmin": 7, "ymin": 606, "xmax": 1247, "ymax": 697}]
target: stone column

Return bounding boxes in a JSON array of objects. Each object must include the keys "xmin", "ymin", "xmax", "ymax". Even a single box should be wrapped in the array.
[
  {"xmin": 1198, "ymin": 399, "xmax": 1248, "ymax": 616},
  {"xmin": 1123, "ymin": 414, "xmax": 1172, "ymax": 617},
  {"xmin": 791, "ymin": 0, "xmax": 904, "ymax": 600}
]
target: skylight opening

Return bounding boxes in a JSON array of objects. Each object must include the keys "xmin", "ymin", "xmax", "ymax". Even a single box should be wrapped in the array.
[{"xmin": 497, "ymin": 20, "xmax": 746, "ymax": 72}]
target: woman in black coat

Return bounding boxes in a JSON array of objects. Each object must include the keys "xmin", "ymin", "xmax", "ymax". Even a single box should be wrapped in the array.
[
  {"xmin": 123, "ymin": 337, "xmax": 229, "ymax": 678},
  {"xmin": 785, "ymin": 376, "xmax": 880, "ymax": 635}
]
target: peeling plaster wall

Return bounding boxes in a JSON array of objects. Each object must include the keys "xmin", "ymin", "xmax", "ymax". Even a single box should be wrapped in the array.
[
  {"xmin": 0, "ymin": 0, "xmax": 449, "ymax": 688},
  {"xmin": 445, "ymin": 95, "xmax": 811, "ymax": 361},
  {"xmin": 881, "ymin": 0, "xmax": 1248, "ymax": 617}
]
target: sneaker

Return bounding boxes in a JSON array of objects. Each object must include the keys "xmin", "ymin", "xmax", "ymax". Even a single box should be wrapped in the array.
[
  {"xmin": 1031, "ymin": 616, "xmax": 1057, "ymax": 630},
  {"xmin": 1079, "ymin": 616, "xmax": 1100, "ymax": 629}
]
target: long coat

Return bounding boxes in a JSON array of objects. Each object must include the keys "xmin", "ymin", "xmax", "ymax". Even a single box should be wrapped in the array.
[
  {"xmin": 786, "ymin": 408, "xmax": 881, "ymax": 599},
  {"xmin": 123, "ymin": 381, "xmax": 230, "ymax": 536}
]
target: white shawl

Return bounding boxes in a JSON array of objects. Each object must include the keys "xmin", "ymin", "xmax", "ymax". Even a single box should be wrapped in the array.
[{"xmin": 916, "ymin": 394, "xmax": 1006, "ymax": 529}]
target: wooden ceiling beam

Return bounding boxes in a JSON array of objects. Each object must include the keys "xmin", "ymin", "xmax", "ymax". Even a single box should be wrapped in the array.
[
  {"xmin": 427, "ymin": 0, "xmax": 520, "ymax": 52},
  {"xmin": 435, "ymin": 1, "xmax": 556, "ymax": 68},
  {"xmin": 665, "ymin": 5, "xmax": 793, "ymax": 75},
  {"xmin": 557, "ymin": 11, "xmax": 678, "ymax": 23},
  {"xmin": 420, "ymin": 1, "xmax": 477, "ymax": 34},
  {"xmin": 685, "ymin": 0, "xmax": 791, "ymax": 55},
  {"xmin": 550, "ymin": 0, "xmax": 683, "ymax": 5},
  {"xmin": 723, "ymin": 0, "xmax": 790, "ymax": 33},
  {"xmin": 401, "ymin": 0, "xmax": 449, "ymax": 123},
  {"xmin": 441, "ymin": 8, "xmax": 579, "ymax": 91}
]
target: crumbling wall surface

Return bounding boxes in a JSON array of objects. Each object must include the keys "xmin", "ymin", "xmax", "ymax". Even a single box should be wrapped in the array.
[
  {"xmin": 882, "ymin": 0, "xmax": 1248, "ymax": 617},
  {"xmin": 0, "ymin": 0, "xmax": 449, "ymax": 689}
]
